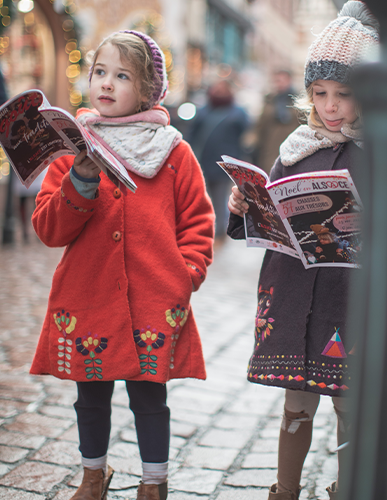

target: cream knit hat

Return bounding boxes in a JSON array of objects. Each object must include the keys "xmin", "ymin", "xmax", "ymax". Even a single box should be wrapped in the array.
[{"xmin": 304, "ymin": 1, "xmax": 379, "ymax": 89}]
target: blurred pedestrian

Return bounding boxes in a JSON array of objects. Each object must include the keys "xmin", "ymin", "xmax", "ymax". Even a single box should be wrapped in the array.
[
  {"xmin": 227, "ymin": 2, "xmax": 378, "ymax": 499},
  {"xmin": 30, "ymin": 30, "xmax": 214, "ymax": 500},
  {"xmin": 187, "ymin": 79, "xmax": 249, "ymax": 243},
  {"xmin": 250, "ymin": 69, "xmax": 299, "ymax": 174},
  {"xmin": 13, "ymin": 169, "xmax": 46, "ymax": 242}
]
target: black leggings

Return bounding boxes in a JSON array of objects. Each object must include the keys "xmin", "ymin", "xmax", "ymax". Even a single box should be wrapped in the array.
[{"xmin": 74, "ymin": 380, "xmax": 170, "ymax": 463}]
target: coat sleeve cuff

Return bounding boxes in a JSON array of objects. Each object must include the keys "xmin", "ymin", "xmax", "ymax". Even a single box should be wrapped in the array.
[
  {"xmin": 186, "ymin": 262, "xmax": 206, "ymax": 291},
  {"xmin": 61, "ymin": 173, "xmax": 100, "ymax": 215}
]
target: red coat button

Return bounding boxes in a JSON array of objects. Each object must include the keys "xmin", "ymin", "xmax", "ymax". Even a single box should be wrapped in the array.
[
  {"xmin": 113, "ymin": 188, "xmax": 121, "ymax": 199},
  {"xmin": 112, "ymin": 231, "xmax": 122, "ymax": 241}
]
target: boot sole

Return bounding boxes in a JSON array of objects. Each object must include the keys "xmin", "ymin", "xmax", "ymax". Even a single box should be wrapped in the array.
[{"xmin": 101, "ymin": 466, "xmax": 114, "ymax": 500}]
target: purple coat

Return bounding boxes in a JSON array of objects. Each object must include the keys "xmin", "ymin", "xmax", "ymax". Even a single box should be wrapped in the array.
[{"xmin": 228, "ymin": 141, "xmax": 363, "ymax": 397}]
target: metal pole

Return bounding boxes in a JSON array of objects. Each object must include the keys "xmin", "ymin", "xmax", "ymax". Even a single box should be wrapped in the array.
[{"xmin": 339, "ymin": 2, "xmax": 387, "ymax": 499}]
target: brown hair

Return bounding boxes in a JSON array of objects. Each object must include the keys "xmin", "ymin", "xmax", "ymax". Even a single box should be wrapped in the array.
[{"xmin": 88, "ymin": 32, "xmax": 157, "ymax": 112}]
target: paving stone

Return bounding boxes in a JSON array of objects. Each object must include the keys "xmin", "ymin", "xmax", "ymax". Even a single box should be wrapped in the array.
[
  {"xmin": 0, "ymin": 399, "xmax": 28, "ymax": 418},
  {"xmin": 108, "ymin": 442, "xmax": 142, "ymax": 476},
  {"xmin": 184, "ymin": 445, "xmax": 239, "ymax": 470},
  {"xmin": 40, "ymin": 405, "xmax": 76, "ymax": 420},
  {"xmin": 169, "ymin": 467, "xmax": 224, "ymax": 494},
  {"xmin": 0, "ymin": 489, "xmax": 45, "ymax": 499},
  {"xmin": 241, "ymin": 452, "xmax": 277, "ymax": 469},
  {"xmin": 0, "ymin": 444, "xmax": 30, "ymax": 463},
  {"xmin": 31, "ymin": 440, "xmax": 80, "ymax": 465},
  {"xmin": 170, "ymin": 420, "xmax": 197, "ymax": 439},
  {"xmin": 58, "ymin": 423, "xmax": 79, "ymax": 443},
  {"xmin": 0, "ymin": 461, "xmax": 71, "ymax": 492},
  {"xmin": 224, "ymin": 468, "xmax": 277, "ymax": 488},
  {"xmin": 0, "ymin": 430, "xmax": 46, "ymax": 449},
  {"xmin": 216, "ymin": 487, "xmax": 269, "ymax": 500},
  {"xmin": 4, "ymin": 412, "xmax": 73, "ymax": 438},
  {"xmin": 198, "ymin": 428, "xmax": 251, "ymax": 449},
  {"xmin": 251, "ymin": 439, "xmax": 278, "ymax": 454}
]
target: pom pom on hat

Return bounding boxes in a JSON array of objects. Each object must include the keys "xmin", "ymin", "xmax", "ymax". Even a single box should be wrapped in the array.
[
  {"xmin": 122, "ymin": 30, "xmax": 168, "ymax": 108},
  {"xmin": 304, "ymin": 0, "xmax": 379, "ymax": 89}
]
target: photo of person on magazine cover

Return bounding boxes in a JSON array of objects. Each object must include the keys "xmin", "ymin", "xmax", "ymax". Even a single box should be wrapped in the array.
[{"xmin": 286, "ymin": 189, "xmax": 361, "ymax": 265}]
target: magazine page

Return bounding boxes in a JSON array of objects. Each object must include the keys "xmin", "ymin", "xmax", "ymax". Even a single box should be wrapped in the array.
[
  {"xmin": 0, "ymin": 90, "xmax": 74, "ymax": 188},
  {"xmin": 219, "ymin": 155, "xmax": 298, "ymax": 258},
  {"xmin": 43, "ymin": 107, "xmax": 137, "ymax": 192},
  {"xmin": 266, "ymin": 169, "xmax": 362, "ymax": 268},
  {"xmin": 81, "ymin": 128, "xmax": 137, "ymax": 193}
]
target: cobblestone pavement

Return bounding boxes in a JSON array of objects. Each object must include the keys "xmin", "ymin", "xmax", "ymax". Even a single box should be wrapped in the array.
[{"xmin": 0, "ymin": 232, "xmax": 339, "ymax": 500}]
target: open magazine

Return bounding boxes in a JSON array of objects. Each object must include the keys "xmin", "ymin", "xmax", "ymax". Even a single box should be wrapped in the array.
[
  {"xmin": 218, "ymin": 155, "xmax": 363, "ymax": 269},
  {"xmin": 0, "ymin": 89, "xmax": 137, "ymax": 192}
]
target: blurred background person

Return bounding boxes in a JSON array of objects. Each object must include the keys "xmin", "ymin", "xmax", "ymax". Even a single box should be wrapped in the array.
[
  {"xmin": 187, "ymin": 79, "xmax": 250, "ymax": 244},
  {"xmin": 250, "ymin": 70, "xmax": 300, "ymax": 174}
]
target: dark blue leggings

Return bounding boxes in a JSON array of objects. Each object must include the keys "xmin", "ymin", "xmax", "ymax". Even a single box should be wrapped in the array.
[{"xmin": 74, "ymin": 380, "xmax": 170, "ymax": 463}]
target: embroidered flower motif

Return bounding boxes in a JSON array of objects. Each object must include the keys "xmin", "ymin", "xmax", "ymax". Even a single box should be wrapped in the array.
[
  {"xmin": 165, "ymin": 304, "xmax": 188, "ymax": 328},
  {"xmin": 255, "ymin": 286, "xmax": 275, "ymax": 350},
  {"xmin": 54, "ymin": 310, "xmax": 77, "ymax": 375},
  {"xmin": 75, "ymin": 332, "xmax": 108, "ymax": 380},
  {"xmin": 134, "ymin": 326, "xmax": 165, "ymax": 376},
  {"xmin": 165, "ymin": 304, "xmax": 189, "ymax": 370}
]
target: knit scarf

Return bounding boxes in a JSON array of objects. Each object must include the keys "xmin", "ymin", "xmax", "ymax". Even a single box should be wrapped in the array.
[
  {"xmin": 76, "ymin": 106, "xmax": 182, "ymax": 179},
  {"xmin": 279, "ymin": 114, "xmax": 363, "ymax": 167}
]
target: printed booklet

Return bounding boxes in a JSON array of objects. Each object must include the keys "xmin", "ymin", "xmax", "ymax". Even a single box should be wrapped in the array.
[
  {"xmin": 0, "ymin": 89, "xmax": 137, "ymax": 191},
  {"xmin": 218, "ymin": 155, "xmax": 363, "ymax": 269}
]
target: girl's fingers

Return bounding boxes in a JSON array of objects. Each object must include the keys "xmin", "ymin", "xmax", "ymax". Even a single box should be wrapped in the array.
[
  {"xmin": 228, "ymin": 191, "xmax": 249, "ymax": 216},
  {"xmin": 73, "ymin": 150, "xmax": 88, "ymax": 167}
]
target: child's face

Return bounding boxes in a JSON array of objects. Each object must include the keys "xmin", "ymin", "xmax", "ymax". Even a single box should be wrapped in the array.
[
  {"xmin": 90, "ymin": 43, "xmax": 145, "ymax": 118},
  {"xmin": 312, "ymin": 80, "xmax": 357, "ymax": 132}
]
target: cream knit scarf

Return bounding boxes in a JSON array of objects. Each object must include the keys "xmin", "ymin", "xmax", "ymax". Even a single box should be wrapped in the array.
[
  {"xmin": 77, "ymin": 108, "xmax": 182, "ymax": 179},
  {"xmin": 280, "ymin": 114, "xmax": 363, "ymax": 167}
]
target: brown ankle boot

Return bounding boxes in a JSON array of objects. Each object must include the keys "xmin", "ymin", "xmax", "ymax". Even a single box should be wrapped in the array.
[
  {"xmin": 326, "ymin": 481, "xmax": 339, "ymax": 499},
  {"xmin": 70, "ymin": 465, "xmax": 114, "ymax": 500},
  {"xmin": 136, "ymin": 481, "xmax": 168, "ymax": 500},
  {"xmin": 268, "ymin": 483, "xmax": 300, "ymax": 500}
]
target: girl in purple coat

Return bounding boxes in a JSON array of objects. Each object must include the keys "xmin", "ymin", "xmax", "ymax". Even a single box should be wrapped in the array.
[{"xmin": 228, "ymin": 2, "xmax": 378, "ymax": 499}]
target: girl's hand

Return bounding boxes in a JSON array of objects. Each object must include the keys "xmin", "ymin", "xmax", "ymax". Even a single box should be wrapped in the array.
[
  {"xmin": 73, "ymin": 150, "xmax": 101, "ymax": 179},
  {"xmin": 228, "ymin": 185, "xmax": 249, "ymax": 217}
]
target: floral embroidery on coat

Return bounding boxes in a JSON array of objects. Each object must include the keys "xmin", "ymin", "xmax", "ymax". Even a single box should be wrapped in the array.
[
  {"xmin": 53, "ymin": 310, "xmax": 77, "ymax": 375},
  {"xmin": 165, "ymin": 304, "xmax": 188, "ymax": 370},
  {"xmin": 134, "ymin": 326, "xmax": 165, "ymax": 375},
  {"xmin": 75, "ymin": 332, "xmax": 108, "ymax": 380},
  {"xmin": 255, "ymin": 286, "xmax": 275, "ymax": 349}
]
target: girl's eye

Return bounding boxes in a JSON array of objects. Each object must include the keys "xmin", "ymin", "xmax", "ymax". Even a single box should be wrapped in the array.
[
  {"xmin": 314, "ymin": 91, "xmax": 325, "ymax": 96},
  {"xmin": 339, "ymin": 93, "xmax": 352, "ymax": 98},
  {"xmin": 95, "ymin": 68, "xmax": 105, "ymax": 76},
  {"xmin": 118, "ymin": 73, "xmax": 129, "ymax": 80}
]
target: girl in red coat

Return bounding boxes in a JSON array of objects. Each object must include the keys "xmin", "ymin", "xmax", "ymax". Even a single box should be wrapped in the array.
[{"xmin": 31, "ymin": 31, "xmax": 214, "ymax": 500}]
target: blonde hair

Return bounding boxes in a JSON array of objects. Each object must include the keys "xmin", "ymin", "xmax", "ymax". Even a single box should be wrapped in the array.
[
  {"xmin": 293, "ymin": 85, "xmax": 319, "ymax": 126},
  {"xmin": 88, "ymin": 32, "xmax": 158, "ymax": 112}
]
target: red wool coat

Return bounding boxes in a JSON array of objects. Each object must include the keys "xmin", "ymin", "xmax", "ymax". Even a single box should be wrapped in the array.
[{"xmin": 30, "ymin": 140, "xmax": 214, "ymax": 383}]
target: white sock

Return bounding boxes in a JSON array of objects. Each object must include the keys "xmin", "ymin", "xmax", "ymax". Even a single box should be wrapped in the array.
[
  {"xmin": 141, "ymin": 461, "xmax": 168, "ymax": 485},
  {"xmin": 81, "ymin": 454, "xmax": 108, "ymax": 475}
]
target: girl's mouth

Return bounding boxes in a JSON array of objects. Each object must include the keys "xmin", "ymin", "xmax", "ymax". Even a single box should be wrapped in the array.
[
  {"xmin": 98, "ymin": 95, "xmax": 115, "ymax": 103},
  {"xmin": 325, "ymin": 118, "xmax": 343, "ymax": 128}
]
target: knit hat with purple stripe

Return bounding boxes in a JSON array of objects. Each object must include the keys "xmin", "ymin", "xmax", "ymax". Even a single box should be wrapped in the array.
[
  {"xmin": 304, "ymin": 1, "xmax": 379, "ymax": 89},
  {"xmin": 121, "ymin": 30, "xmax": 168, "ymax": 108}
]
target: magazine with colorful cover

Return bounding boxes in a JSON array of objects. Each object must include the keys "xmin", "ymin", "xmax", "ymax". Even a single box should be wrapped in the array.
[
  {"xmin": 218, "ymin": 155, "xmax": 363, "ymax": 269},
  {"xmin": 0, "ymin": 89, "xmax": 137, "ymax": 192}
]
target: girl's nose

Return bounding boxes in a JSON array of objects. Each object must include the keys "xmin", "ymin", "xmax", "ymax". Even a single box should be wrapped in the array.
[
  {"xmin": 102, "ymin": 78, "xmax": 113, "ymax": 91},
  {"xmin": 326, "ymin": 98, "xmax": 338, "ymax": 113}
]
